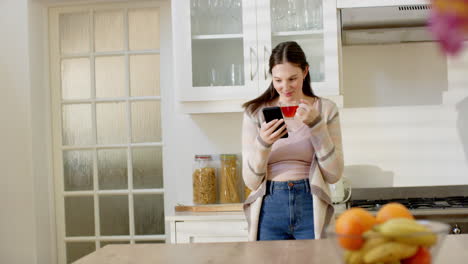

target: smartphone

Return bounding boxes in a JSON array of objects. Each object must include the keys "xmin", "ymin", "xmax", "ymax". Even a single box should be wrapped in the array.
[{"xmin": 262, "ymin": 106, "xmax": 288, "ymax": 138}]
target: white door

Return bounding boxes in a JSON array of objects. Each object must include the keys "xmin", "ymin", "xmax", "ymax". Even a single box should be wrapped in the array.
[{"xmin": 49, "ymin": 2, "xmax": 168, "ymax": 263}]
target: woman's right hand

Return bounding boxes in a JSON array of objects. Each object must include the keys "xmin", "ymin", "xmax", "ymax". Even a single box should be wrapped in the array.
[{"xmin": 259, "ymin": 119, "xmax": 287, "ymax": 145}]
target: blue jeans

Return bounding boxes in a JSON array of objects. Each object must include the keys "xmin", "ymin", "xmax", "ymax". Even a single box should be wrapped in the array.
[{"xmin": 257, "ymin": 179, "xmax": 315, "ymax": 241}]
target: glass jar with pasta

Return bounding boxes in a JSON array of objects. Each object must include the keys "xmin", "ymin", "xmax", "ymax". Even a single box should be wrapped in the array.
[
  {"xmin": 219, "ymin": 154, "xmax": 240, "ymax": 203},
  {"xmin": 192, "ymin": 155, "xmax": 217, "ymax": 204}
]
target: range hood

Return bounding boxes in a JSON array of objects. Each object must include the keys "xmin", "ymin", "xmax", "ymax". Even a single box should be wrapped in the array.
[{"xmin": 338, "ymin": 0, "xmax": 434, "ymax": 45}]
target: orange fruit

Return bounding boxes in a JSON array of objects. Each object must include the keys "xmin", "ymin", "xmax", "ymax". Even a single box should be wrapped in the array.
[
  {"xmin": 376, "ymin": 202, "xmax": 414, "ymax": 223},
  {"xmin": 335, "ymin": 208, "xmax": 377, "ymax": 250},
  {"xmin": 336, "ymin": 208, "xmax": 377, "ymax": 231},
  {"xmin": 336, "ymin": 217, "xmax": 365, "ymax": 250}
]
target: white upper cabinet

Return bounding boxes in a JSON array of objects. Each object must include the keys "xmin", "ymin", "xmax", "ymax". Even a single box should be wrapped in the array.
[{"xmin": 172, "ymin": 0, "xmax": 340, "ymax": 113}]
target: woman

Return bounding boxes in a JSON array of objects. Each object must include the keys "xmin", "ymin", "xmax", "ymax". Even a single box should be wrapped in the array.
[{"xmin": 242, "ymin": 41, "xmax": 344, "ymax": 241}]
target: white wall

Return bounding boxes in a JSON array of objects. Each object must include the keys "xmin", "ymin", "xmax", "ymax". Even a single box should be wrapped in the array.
[
  {"xmin": 29, "ymin": 0, "xmax": 55, "ymax": 263},
  {"xmin": 341, "ymin": 43, "xmax": 468, "ymax": 188},
  {"xmin": 1, "ymin": 0, "xmax": 36, "ymax": 263},
  {"xmin": 164, "ymin": 112, "xmax": 243, "ymax": 207},
  {"xmin": 342, "ymin": 43, "xmax": 448, "ymax": 108},
  {"xmin": 0, "ymin": 0, "xmax": 54, "ymax": 264}
]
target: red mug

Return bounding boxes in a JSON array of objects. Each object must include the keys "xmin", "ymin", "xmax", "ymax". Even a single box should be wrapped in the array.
[{"xmin": 279, "ymin": 101, "xmax": 299, "ymax": 119}]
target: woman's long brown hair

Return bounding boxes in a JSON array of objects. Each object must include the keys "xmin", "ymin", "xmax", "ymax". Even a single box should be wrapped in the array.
[{"xmin": 242, "ymin": 41, "xmax": 316, "ymax": 115}]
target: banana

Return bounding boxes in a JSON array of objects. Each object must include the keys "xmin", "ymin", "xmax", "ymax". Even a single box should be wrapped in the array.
[
  {"xmin": 372, "ymin": 261, "xmax": 400, "ymax": 264},
  {"xmin": 362, "ymin": 229, "xmax": 382, "ymax": 240},
  {"xmin": 375, "ymin": 218, "xmax": 430, "ymax": 236},
  {"xmin": 361, "ymin": 236, "xmax": 390, "ymax": 253},
  {"xmin": 345, "ymin": 250, "xmax": 364, "ymax": 264},
  {"xmin": 363, "ymin": 241, "xmax": 418, "ymax": 263},
  {"xmin": 344, "ymin": 250, "xmax": 351, "ymax": 262},
  {"xmin": 343, "ymin": 231, "xmax": 391, "ymax": 264},
  {"xmin": 374, "ymin": 218, "xmax": 437, "ymax": 247},
  {"xmin": 394, "ymin": 233, "xmax": 437, "ymax": 247}
]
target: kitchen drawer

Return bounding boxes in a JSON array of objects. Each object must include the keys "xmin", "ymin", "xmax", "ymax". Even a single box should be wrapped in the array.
[{"xmin": 174, "ymin": 220, "xmax": 248, "ymax": 244}]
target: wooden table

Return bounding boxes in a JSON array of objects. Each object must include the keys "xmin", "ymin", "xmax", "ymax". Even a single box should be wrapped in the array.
[{"xmin": 75, "ymin": 234, "xmax": 468, "ymax": 264}]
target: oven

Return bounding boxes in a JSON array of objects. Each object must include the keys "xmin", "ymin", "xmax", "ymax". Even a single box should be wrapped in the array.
[{"xmin": 348, "ymin": 185, "xmax": 468, "ymax": 235}]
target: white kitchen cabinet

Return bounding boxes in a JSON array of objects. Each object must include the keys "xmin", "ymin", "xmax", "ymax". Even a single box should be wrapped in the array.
[
  {"xmin": 172, "ymin": 0, "xmax": 341, "ymax": 113},
  {"xmin": 166, "ymin": 205, "xmax": 346, "ymax": 244},
  {"xmin": 167, "ymin": 213, "xmax": 248, "ymax": 244},
  {"xmin": 174, "ymin": 221, "xmax": 248, "ymax": 243}
]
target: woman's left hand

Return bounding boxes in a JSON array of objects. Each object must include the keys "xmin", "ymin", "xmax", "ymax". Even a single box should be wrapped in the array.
[{"xmin": 295, "ymin": 99, "xmax": 320, "ymax": 125}]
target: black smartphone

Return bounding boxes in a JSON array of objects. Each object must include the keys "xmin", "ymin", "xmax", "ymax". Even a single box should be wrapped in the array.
[{"xmin": 262, "ymin": 106, "xmax": 288, "ymax": 138}]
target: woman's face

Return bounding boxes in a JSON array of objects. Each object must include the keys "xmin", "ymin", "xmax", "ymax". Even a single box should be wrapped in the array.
[{"xmin": 271, "ymin": 62, "xmax": 308, "ymax": 102}]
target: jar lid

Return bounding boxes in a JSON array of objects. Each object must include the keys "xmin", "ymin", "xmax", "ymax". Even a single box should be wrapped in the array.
[
  {"xmin": 194, "ymin": 155, "xmax": 212, "ymax": 160},
  {"xmin": 220, "ymin": 154, "xmax": 237, "ymax": 160}
]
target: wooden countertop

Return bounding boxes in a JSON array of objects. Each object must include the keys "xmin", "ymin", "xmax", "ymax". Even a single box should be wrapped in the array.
[
  {"xmin": 74, "ymin": 234, "xmax": 468, "ymax": 264},
  {"xmin": 166, "ymin": 211, "xmax": 246, "ymax": 221},
  {"xmin": 165, "ymin": 204, "xmax": 347, "ymax": 221}
]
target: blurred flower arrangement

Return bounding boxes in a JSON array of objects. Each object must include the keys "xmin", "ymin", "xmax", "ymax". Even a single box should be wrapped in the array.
[{"xmin": 429, "ymin": 0, "xmax": 468, "ymax": 56}]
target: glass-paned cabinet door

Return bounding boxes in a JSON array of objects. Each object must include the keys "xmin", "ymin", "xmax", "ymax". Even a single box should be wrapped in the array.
[
  {"xmin": 257, "ymin": 0, "xmax": 339, "ymax": 96},
  {"xmin": 173, "ymin": 0, "xmax": 259, "ymax": 101}
]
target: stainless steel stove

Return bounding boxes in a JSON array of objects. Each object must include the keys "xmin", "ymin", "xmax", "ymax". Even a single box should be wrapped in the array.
[{"xmin": 349, "ymin": 185, "xmax": 468, "ymax": 234}]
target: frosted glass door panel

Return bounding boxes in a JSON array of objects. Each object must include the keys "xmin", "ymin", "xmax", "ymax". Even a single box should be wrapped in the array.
[
  {"xmin": 99, "ymin": 195, "xmax": 129, "ymax": 236},
  {"xmin": 94, "ymin": 10, "xmax": 125, "ymax": 52},
  {"xmin": 62, "ymin": 104, "xmax": 93, "ymax": 145},
  {"xmin": 132, "ymin": 147, "xmax": 163, "ymax": 189},
  {"xmin": 60, "ymin": 12, "xmax": 90, "ymax": 54},
  {"xmin": 63, "ymin": 150, "xmax": 93, "ymax": 191},
  {"xmin": 128, "ymin": 9, "xmax": 160, "ymax": 50},
  {"xmin": 134, "ymin": 194, "xmax": 165, "ymax": 235},
  {"xmin": 66, "ymin": 242, "xmax": 95, "ymax": 264},
  {"xmin": 52, "ymin": 5, "xmax": 165, "ymax": 262},
  {"xmin": 65, "ymin": 196, "xmax": 95, "ymax": 236},
  {"xmin": 96, "ymin": 102, "xmax": 127, "ymax": 144},
  {"xmin": 130, "ymin": 54, "xmax": 160, "ymax": 96},
  {"xmin": 61, "ymin": 58, "xmax": 91, "ymax": 99},
  {"xmin": 131, "ymin": 101, "xmax": 161, "ymax": 143},
  {"xmin": 95, "ymin": 56, "xmax": 126, "ymax": 98},
  {"xmin": 97, "ymin": 148, "xmax": 128, "ymax": 190}
]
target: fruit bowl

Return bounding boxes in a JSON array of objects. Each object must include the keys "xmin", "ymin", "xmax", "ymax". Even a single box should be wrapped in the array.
[{"xmin": 326, "ymin": 219, "xmax": 450, "ymax": 264}]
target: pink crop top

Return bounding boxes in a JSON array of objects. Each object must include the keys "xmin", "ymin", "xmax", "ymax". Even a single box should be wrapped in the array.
[{"xmin": 267, "ymin": 121, "xmax": 315, "ymax": 181}]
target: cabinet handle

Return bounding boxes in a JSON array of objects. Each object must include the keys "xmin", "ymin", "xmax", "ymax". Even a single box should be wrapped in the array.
[
  {"xmin": 250, "ymin": 47, "xmax": 258, "ymax": 81},
  {"xmin": 264, "ymin": 46, "xmax": 270, "ymax": 80}
]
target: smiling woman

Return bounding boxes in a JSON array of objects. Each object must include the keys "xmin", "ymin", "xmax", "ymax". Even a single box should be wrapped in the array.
[{"xmin": 241, "ymin": 41, "xmax": 344, "ymax": 241}]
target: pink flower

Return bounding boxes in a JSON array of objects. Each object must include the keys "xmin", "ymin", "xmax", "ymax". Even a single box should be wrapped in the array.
[{"xmin": 429, "ymin": 0, "xmax": 468, "ymax": 56}]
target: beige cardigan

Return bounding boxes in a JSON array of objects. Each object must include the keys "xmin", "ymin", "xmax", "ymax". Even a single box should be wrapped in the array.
[{"xmin": 242, "ymin": 98, "xmax": 344, "ymax": 241}]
